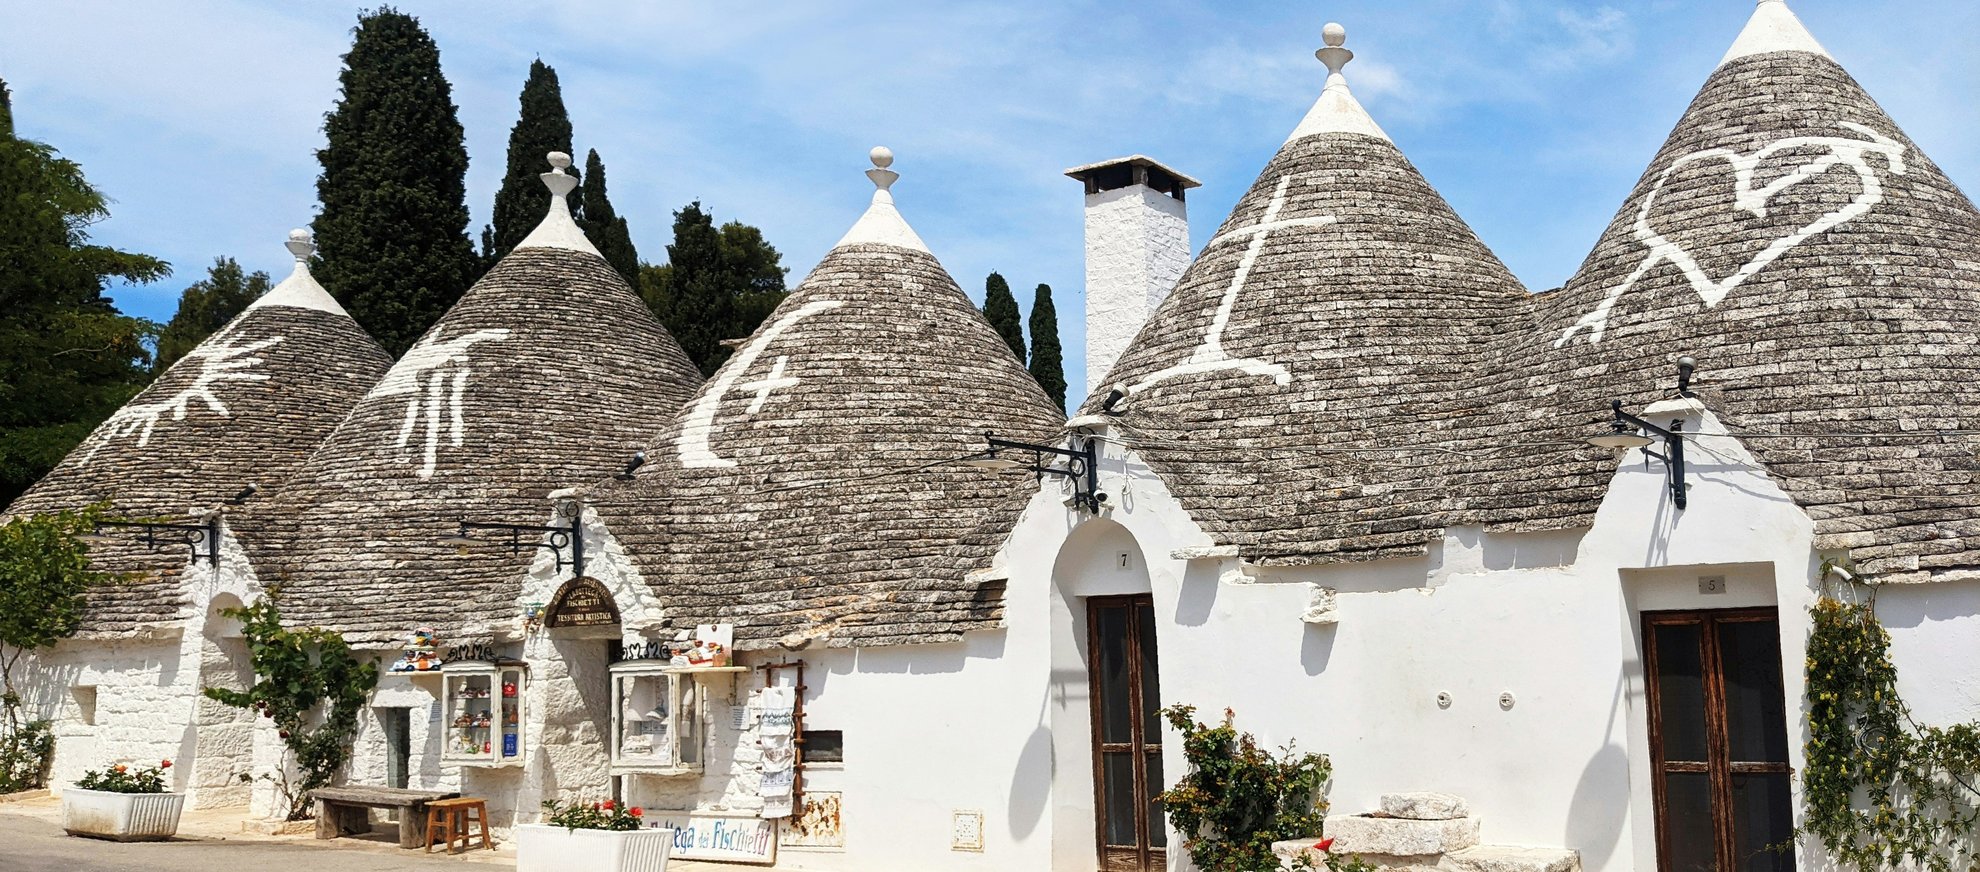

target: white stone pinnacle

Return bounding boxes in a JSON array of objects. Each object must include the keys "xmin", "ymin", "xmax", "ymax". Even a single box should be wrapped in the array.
[
  {"xmin": 1721, "ymin": 0, "xmax": 1830, "ymax": 65},
  {"xmin": 247, "ymin": 227, "xmax": 353, "ymax": 317},
  {"xmin": 1285, "ymin": 21, "xmax": 1390, "ymax": 144},
  {"xmin": 515, "ymin": 150, "xmax": 604, "ymax": 257},
  {"xmin": 833, "ymin": 145, "xmax": 930, "ymax": 253}
]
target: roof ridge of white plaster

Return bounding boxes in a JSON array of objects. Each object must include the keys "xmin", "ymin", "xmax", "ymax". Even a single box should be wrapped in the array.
[
  {"xmin": 832, "ymin": 146, "xmax": 931, "ymax": 253},
  {"xmin": 516, "ymin": 151, "xmax": 604, "ymax": 257},
  {"xmin": 1285, "ymin": 22, "xmax": 1391, "ymax": 145},
  {"xmin": 244, "ymin": 229, "xmax": 353, "ymax": 317},
  {"xmin": 1721, "ymin": 0, "xmax": 1830, "ymax": 65}
]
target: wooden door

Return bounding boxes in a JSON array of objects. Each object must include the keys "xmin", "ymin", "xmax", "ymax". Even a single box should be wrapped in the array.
[
  {"xmin": 1644, "ymin": 608, "xmax": 1795, "ymax": 871},
  {"xmin": 1088, "ymin": 595, "xmax": 1166, "ymax": 872}
]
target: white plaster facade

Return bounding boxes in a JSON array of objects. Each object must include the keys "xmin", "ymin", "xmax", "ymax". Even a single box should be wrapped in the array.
[
  {"xmin": 1080, "ymin": 184, "xmax": 1190, "ymax": 396},
  {"xmin": 20, "ymin": 519, "xmax": 270, "ymax": 811}
]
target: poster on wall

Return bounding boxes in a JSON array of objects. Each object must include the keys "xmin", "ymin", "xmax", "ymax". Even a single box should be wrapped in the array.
[
  {"xmin": 782, "ymin": 791, "xmax": 843, "ymax": 849},
  {"xmin": 644, "ymin": 812, "xmax": 777, "ymax": 865}
]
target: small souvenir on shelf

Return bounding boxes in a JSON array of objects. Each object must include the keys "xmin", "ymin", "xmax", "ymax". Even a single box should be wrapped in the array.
[
  {"xmin": 687, "ymin": 623, "xmax": 734, "ymax": 667},
  {"xmin": 472, "ymin": 710, "xmax": 493, "ymax": 728},
  {"xmin": 411, "ymin": 627, "xmax": 437, "ymax": 649},
  {"xmin": 669, "ymin": 630, "xmax": 693, "ymax": 666},
  {"xmin": 502, "ymin": 681, "xmax": 517, "ymax": 698},
  {"xmin": 414, "ymin": 651, "xmax": 435, "ymax": 672},
  {"xmin": 482, "ymin": 740, "xmax": 492, "ymax": 754},
  {"xmin": 453, "ymin": 713, "xmax": 471, "ymax": 728},
  {"xmin": 387, "ymin": 653, "xmax": 415, "ymax": 673}
]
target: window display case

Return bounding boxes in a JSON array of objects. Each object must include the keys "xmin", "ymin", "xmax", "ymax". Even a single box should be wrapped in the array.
[
  {"xmin": 609, "ymin": 660, "xmax": 743, "ymax": 775},
  {"xmin": 440, "ymin": 659, "xmax": 527, "ymax": 767}
]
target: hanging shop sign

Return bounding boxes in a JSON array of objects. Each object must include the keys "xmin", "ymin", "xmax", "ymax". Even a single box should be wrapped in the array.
[
  {"xmin": 544, "ymin": 576, "xmax": 620, "ymax": 628},
  {"xmin": 645, "ymin": 813, "xmax": 777, "ymax": 865}
]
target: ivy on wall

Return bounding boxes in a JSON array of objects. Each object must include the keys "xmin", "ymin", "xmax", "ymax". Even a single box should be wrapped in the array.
[
  {"xmin": 203, "ymin": 593, "xmax": 376, "ymax": 820},
  {"xmin": 1801, "ymin": 569, "xmax": 1980, "ymax": 871}
]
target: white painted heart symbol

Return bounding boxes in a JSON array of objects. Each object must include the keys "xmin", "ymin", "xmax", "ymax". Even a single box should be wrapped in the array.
[{"xmin": 1558, "ymin": 121, "xmax": 1906, "ymax": 346}]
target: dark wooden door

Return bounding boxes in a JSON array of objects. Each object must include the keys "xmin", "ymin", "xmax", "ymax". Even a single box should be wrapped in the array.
[
  {"xmin": 1088, "ymin": 595, "xmax": 1166, "ymax": 872},
  {"xmin": 1644, "ymin": 608, "xmax": 1795, "ymax": 872}
]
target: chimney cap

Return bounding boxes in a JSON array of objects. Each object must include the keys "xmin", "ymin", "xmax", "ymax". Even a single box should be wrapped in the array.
[{"xmin": 1064, "ymin": 154, "xmax": 1202, "ymax": 190}]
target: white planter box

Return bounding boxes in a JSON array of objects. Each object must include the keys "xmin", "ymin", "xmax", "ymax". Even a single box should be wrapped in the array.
[
  {"xmin": 61, "ymin": 788, "xmax": 186, "ymax": 841},
  {"xmin": 516, "ymin": 824, "xmax": 674, "ymax": 872}
]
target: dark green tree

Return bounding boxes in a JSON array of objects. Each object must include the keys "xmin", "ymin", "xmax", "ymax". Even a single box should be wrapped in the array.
[
  {"xmin": 154, "ymin": 258, "xmax": 270, "ymax": 373},
  {"xmin": 0, "ymin": 89, "xmax": 167, "ymax": 504},
  {"xmin": 982, "ymin": 272, "xmax": 1025, "ymax": 362},
  {"xmin": 1028, "ymin": 283, "xmax": 1067, "ymax": 409},
  {"xmin": 312, "ymin": 7, "xmax": 478, "ymax": 357},
  {"xmin": 482, "ymin": 59, "xmax": 575, "ymax": 267},
  {"xmin": 576, "ymin": 149, "xmax": 639, "ymax": 285},
  {"xmin": 0, "ymin": 77, "xmax": 13, "ymax": 138},
  {"xmin": 637, "ymin": 203, "xmax": 789, "ymax": 375}
]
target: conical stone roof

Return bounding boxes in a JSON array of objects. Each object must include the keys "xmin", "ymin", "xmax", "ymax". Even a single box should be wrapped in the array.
[
  {"xmin": 1082, "ymin": 25, "xmax": 1528, "ymax": 564},
  {"xmin": 5, "ymin": 231, "xmax": 392, "ymax": 633},
  {"xmin": 259, "ymin": 154, "xmax": 704, "ymax": 644},
  {"xmin": 597, "ymin": 148, "xmax": 1064, "ymax": 649},
  {"xmin": 1465, "ymin": 0, "xmax": 1980, "ymax": 582}
]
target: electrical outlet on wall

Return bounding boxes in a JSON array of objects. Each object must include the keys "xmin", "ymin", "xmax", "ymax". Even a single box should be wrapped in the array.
[
  {"xmin": 1698, "ymin": 575, "xmax": 1727, "ymax": 595},
  {"xmin": 951, "ymin": 809, "xmax": 984, "ymax": 852}
]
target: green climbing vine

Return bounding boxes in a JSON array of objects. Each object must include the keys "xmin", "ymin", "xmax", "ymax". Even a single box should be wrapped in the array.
[
  {"xmin": 1159, "ymin": 704, "xmax": 1371, "ymax": 872},
  {"xmin": 202, "ymin": 592, "xmax": 376, "ymax": 820},
  {"xmin": 1801, "ymin": 564, "xmax": 1980, "ymax": 871}
]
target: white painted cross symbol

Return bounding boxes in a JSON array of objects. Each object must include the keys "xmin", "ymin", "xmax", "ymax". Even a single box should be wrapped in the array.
[
  {"xmin": 739, "ymin": 356, "xmax": 800, "ymax": 414},
  {"xmin": 677, "ymin": 299, "xmax": 845, "ymax": 468},
  {"xmin": 1131, "ymin": 174, "xmax": 1335, "ymax": 392}
]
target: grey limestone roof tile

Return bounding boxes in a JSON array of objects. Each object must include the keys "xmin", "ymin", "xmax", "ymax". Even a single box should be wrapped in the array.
[
  {"xmin": 6, "ymin": 276, "xmax": 393, "ymax": 634},
  {"xmin": 597, "ymin": 240, "xmax": 1064, "ymax": 650},
  {"xmin": 253, "ymin": 247, "xmax": 704, "ymax": 645}
]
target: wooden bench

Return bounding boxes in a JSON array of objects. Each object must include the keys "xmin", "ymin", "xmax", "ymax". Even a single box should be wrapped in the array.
[{"xmin": 310, "ymin": 786, "xmax": 460, "ymax": 848}]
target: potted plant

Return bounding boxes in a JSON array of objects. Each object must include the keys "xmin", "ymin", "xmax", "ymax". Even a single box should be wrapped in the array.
[
  {"xmin": 517, "ymin": 798, "xmax": 673, "ymax": 872},
  {"xmin": 62, "ymin": 759, "xmax": 185, "ymax": 841}
]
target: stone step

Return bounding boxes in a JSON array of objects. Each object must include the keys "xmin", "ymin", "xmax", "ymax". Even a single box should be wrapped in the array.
[
  {"xmin": 1327, "ymin": 813, "xmax": 1481, "ymax": 856},
  {"xmin": 1446, "ymin": 845, "xmax": 1581, "ymax": 872}
]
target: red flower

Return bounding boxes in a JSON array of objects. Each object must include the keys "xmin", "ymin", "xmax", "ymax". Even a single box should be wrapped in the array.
[
  {"xmin": 629, "ymin": 807, "xmax": 643, "ymax": 818},
  {"xmin": 160, "ymin": 760, "xmax": 172, "ymax": 769},
  {"xmin": 113, "ymin": 765, "xmax": 127, "ymax": 773},
  {"xmin": 1313, "ymin": 837, "xmax": 1335, "ymax": 852},
  {"xmin": 601, "ymin": 800, "xmax": 616, "ymax": 812}
]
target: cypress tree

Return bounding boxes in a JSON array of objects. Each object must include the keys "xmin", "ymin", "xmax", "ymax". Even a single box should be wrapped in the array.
[
  {"xmin": 1028, "ymin": 283, "xmax": 1067, "ymax": 409},
  {"xmin": 0, "ymin": 77, "xmax": 13, "ymax": 139},
  {"xmin": 312, "ymin": 7, "xmax": 478, "ymax": 357},
  {"xmin": 982, "ymin": 272, "xmax": 1025, "ymax": 362},
  {"xmin": 637, "ymin": 202, "xmax": 788, "ymax": 375},
  {"xmin": 576, "ymin": 148, "xmax": 639, "ymax": 285},
  {"xmin": 154, "ymin": 258, "xmax": 271, "ymax": 373},
  {"xmin": 483, "ymin": 59, "xmax": 575, "ymax": 266}
]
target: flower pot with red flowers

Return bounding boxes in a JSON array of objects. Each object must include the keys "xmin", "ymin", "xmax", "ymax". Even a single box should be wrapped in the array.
[
  {"xmin": 517, "ymin": 798, "xmax": 673, "ymax": 872},
  {"xmin": 62, "ymin": 760, "xmax": 185, "ymax": 841}
]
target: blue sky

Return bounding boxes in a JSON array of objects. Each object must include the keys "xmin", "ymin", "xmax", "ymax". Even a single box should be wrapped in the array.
[{"xmin": 4, "ymin": 1, "xmax": 1975, "ymax": 399}]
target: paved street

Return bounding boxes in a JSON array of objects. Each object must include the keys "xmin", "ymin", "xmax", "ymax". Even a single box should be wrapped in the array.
[{"xmin": 0, "ymin": 811, "xmax": 507, "ymax": 872}]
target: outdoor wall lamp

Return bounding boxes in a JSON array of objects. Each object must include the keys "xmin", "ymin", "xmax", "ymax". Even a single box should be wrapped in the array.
[
  {"xmin": 1587, "ymin": 357, "xmax": 1697, "ymax": 510},
  {"xmin": 444, "ymin": 511, "xmax": 585, "ymax": 577},
  {"xmin": 964, "ymin": 433, "xmax": 1107, "ymax": 513},
  {"xmin": 80, "ymin": 517, "xmax": 222, "ymax": 565}
]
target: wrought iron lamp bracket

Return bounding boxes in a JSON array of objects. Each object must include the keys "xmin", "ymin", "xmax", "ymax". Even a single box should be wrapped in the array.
[
  {"xmin": 1609, "ymin": 400, "xmax": 1689, "ymax": 510},
  {"xmin": 981, "ymin": 434, "xmax": 1106, "ymax": 513}
]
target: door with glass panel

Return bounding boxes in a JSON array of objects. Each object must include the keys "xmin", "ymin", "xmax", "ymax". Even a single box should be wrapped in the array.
[
  {"xmin": 1088, "ymin": 595, "xmax": 1166, "ymax": 872},
  {"xmin": 1644, "ymin": 608, "xmax": 1795, "ymax": 872}
]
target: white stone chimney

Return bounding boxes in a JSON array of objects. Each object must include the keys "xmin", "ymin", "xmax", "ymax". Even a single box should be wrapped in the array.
[{"xmin": 1065, "ymin": 155, "xmax": 1198, "ymax": 396}]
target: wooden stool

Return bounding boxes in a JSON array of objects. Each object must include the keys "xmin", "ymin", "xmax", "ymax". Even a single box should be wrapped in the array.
[{"xmin": 423, "ymin": 797, "xmax": 492, "ymax": 854}]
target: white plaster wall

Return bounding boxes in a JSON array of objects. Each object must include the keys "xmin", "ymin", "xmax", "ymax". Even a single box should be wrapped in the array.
[
  {"xmin": 1083, "ymin": 186, "xmax": 1190, "ymax": 396},
  {"xmin": 19, "ymin": 519, "xmax": 267, "ymax": 808},
  {"xmin": 983, "ymin": 407, "xmax": 1977, "ymax": 872}
]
